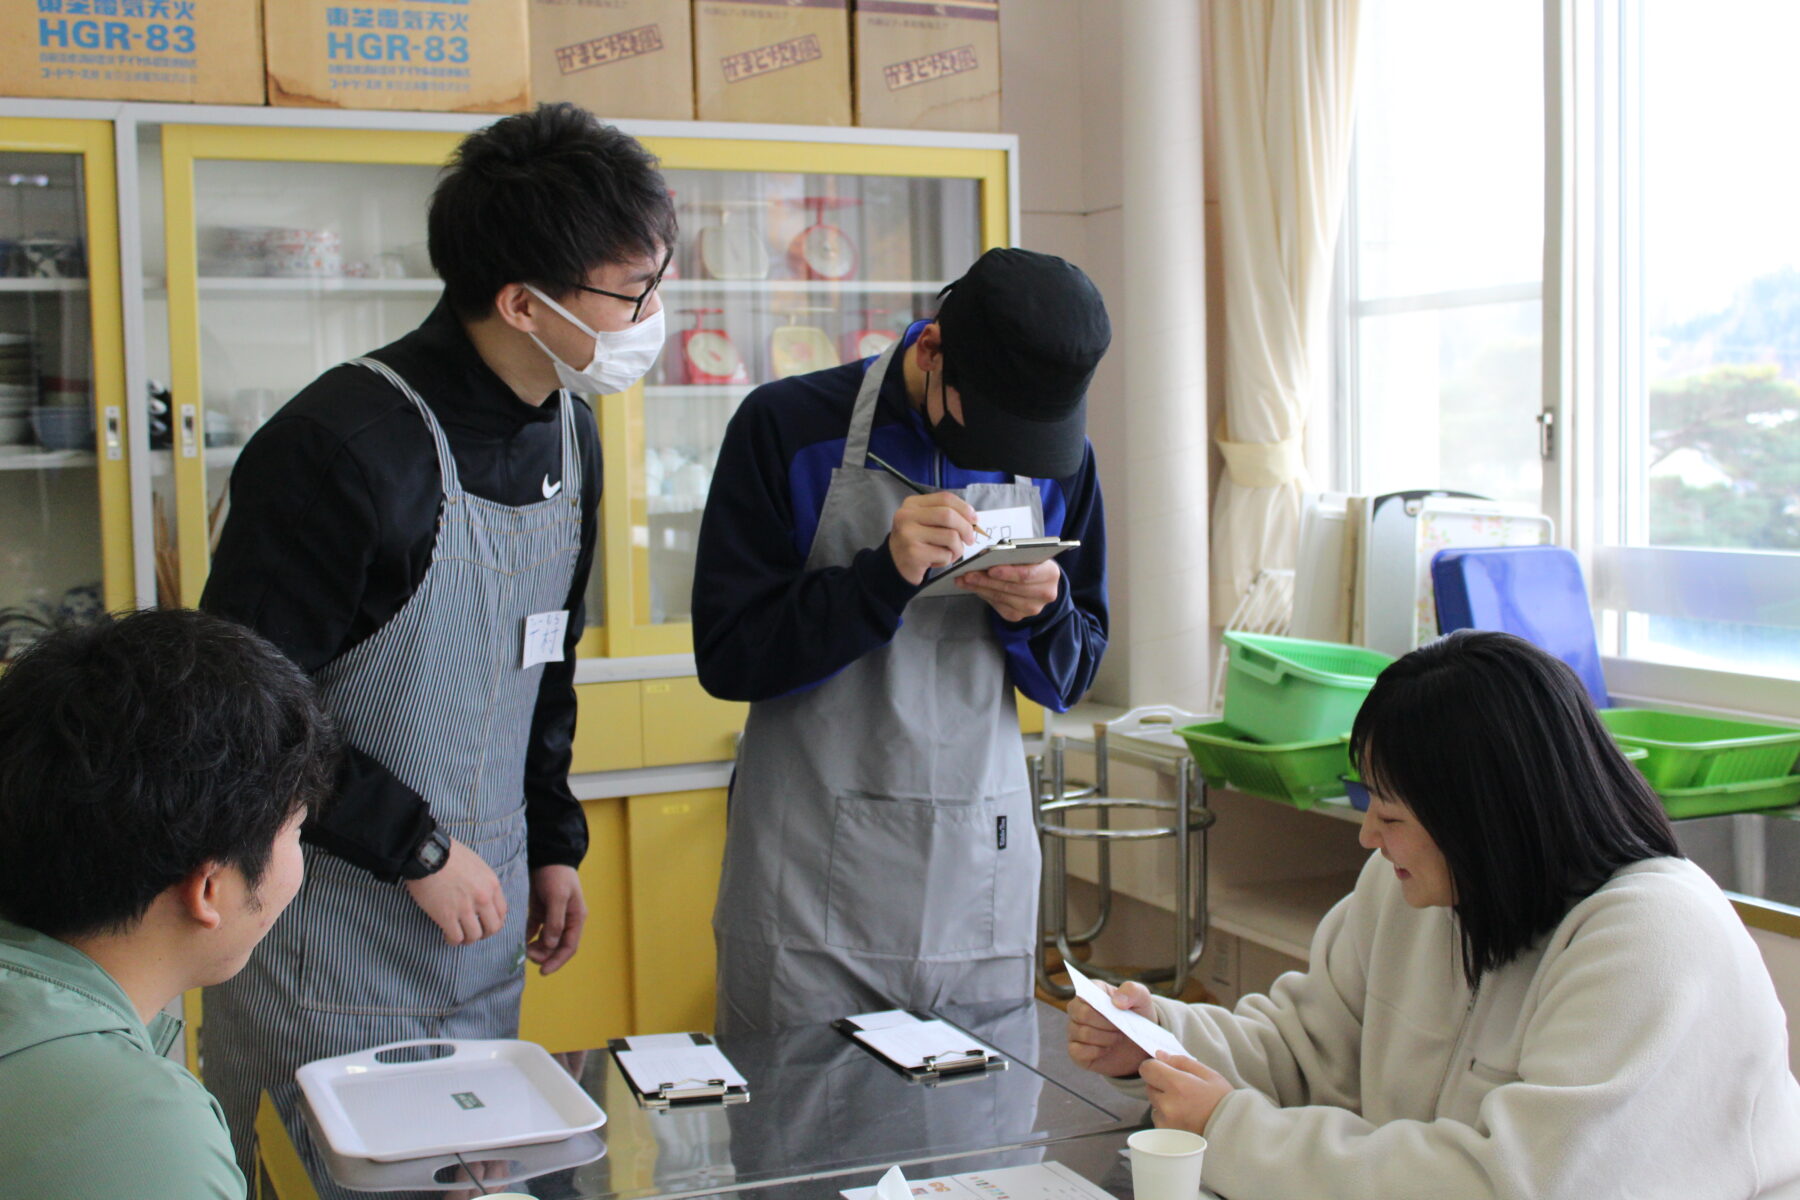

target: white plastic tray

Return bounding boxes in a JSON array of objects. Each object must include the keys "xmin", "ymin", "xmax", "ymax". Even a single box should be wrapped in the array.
[
  {"xmin": 296, "ymin": 1038, "xmax": 606, "ymax": 1162},
  {"xmin": 301, "ymin": 1102, "xmax": 607, "ymax": 1192}
]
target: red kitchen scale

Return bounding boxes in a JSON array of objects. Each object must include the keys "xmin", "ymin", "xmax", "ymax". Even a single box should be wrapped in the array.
[
  {"xmin": 787, "ymin": 195, "xmax": 860, "ymax": 281},
  {"xmin": 844, "ymin": 308, "xmax": 901, "ymax": 362},
  {"xmin": 679, "ymin": 308, "xmax": 748, "ymax": 385}
]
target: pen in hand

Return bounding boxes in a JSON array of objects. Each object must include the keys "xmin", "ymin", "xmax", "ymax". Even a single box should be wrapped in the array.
[{"xmin": 866, "ymin": 452, "xmax": 990, "ymax": 539}]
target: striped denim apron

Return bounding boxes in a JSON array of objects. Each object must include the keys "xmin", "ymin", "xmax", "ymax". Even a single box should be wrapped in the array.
[{"xmin": 201, "ymin": 358, "xmax": 584, "ymax": 1188}]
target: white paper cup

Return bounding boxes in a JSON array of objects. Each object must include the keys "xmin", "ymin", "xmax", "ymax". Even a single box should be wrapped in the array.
[{"xmin": 1128, "ymin": 1128, "xmax": 1208, "ymax": 1200}]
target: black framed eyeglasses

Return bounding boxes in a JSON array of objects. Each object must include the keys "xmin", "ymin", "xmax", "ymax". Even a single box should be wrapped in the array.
[{"xmin": 568, "ymin": 246, "xmax": 673, "ymax": 324}]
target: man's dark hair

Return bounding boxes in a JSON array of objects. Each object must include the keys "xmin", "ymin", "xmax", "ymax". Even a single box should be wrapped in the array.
[
  {"xmin": 1349, "ymin": 630, "xmax": 1679, "ymax": 988},
  {"xmin": 428, "ymin": 102, "xmax": 678, "ymax": 319},
  {"xmin": 0, "ymin": 609, "xmax": 339, "ymax": 939}
]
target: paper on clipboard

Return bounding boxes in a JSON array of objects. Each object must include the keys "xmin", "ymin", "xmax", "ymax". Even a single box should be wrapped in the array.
[
  {"xmin": 853, "ymin": 1019, "xmax": 996, "ymax": 1070},
  {"xmin": 1064, "ymin": 962, "xmax": 1191, "ymax": 1061},
  {"xmin": 612, "ymin": 1043, "xmax": 746, "ymax": 1096},
  {"xmin": 843, "ymin": 1009, "xmax": 919, "ymax": 1031}
]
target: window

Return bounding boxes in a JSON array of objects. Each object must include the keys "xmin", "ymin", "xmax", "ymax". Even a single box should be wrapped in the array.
[
  {"xmin": 1340, "ymin": 0, "xmax": 1800, "ymax": 691},
  {"xmin": 1587, "ymin": 0, "xmax": 1800, "ymax": 686},
  {"xmin": 1336, "ymin": 0, "xmax": 1545, "ymax": 507}
]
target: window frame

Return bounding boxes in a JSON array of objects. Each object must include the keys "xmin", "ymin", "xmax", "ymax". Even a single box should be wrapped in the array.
[{"xmin": 1334, "ymin": 0, "xmax": 1800, "ymax": 717}]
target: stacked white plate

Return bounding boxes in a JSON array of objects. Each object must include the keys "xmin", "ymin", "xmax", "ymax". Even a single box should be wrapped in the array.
[{"xmin": 0, "ymin": 335, "xmax": 37, "ymax": 446}]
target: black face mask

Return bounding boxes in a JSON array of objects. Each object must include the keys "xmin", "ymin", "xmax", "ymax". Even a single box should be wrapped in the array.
[{"xmin": 924, "ymin": 369, "xmax": 998, "ymax": 471}]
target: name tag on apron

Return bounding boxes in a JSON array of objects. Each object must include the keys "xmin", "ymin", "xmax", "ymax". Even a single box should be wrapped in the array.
[
  {"xmin": 522, "ymin": 610, "xmax": 569, "ymax": 669},
  {"xmin": 961, "ymin": 504, "xmax": 1037, "ymax": 559}
]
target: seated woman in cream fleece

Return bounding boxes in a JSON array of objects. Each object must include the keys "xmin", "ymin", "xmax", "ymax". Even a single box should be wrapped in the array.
[{"xmin": 1070, "ymin": 630, "xmax": 1800, "ymax": 1200}]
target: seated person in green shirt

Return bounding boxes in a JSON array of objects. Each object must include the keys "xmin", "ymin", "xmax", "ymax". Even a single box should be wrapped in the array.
[{"xmin": 0, "ymin": 609, "xmax": 338, "ymax": 1199}]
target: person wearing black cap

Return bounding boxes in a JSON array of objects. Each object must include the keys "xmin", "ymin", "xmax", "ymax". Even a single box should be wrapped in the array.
[{"xmin": 693, "ymin": 248, "xmax": 1111, "ymax": 1032}]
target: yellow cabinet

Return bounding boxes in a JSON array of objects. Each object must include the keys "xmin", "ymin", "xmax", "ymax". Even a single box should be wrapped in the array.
[
  {"xmin": 641, "ymin": 675, "xmax": 747, "ymax": 765},
  {"xmin": 519, "ymin": 787, "xmax": 729, "ymax": 1049},
  {"xmin": 570, "ymin": 681, "xmax": 644, "ymax": 774},
  {"xmin": 519, "ymin": 795, "xmax": 633, "ymax": 1052},
  {"xmin": 0, "ymin": 118, "xmax": 134, "ymax": 656},
  {"xmin": 626, "ymin": 789, "xmax": 730, "ymax": 1034}
]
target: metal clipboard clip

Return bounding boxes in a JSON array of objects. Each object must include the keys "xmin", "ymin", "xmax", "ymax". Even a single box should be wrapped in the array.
[
  {"xmin": 917, "ymin": 1048, "xmax": 1005, "ymax": 1085},
  {"xmin": 632, "ymin": 1072, "xmax": 750, "ymax": 1109},
  {"xmin": 657, "ymin": 1077, "xmax": 731, "ymax": 1103}
]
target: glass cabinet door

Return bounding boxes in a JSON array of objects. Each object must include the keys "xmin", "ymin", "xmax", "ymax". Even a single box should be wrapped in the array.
[
  {"xmin": 0, "ymin": 119, "xmax": 131, "ymax": 664},
  {"xmin": 602, "ymin": 139, "xmax": 1009, "ymax": 656},
  {"xmin": 159, "ymin": 128, "xmax": 458, "ymax": 600}
]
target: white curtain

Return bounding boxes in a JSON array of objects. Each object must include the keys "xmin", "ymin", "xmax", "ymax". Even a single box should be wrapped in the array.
[{"xmin": 1208, "ymin": 0, "xmax": 1364, "ymax": 617}]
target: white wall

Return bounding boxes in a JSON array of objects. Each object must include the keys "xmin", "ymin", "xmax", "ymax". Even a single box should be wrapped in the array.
[{"xmin": 1001, "ymin": 0, "xmax": 1209, "ymax": 709}]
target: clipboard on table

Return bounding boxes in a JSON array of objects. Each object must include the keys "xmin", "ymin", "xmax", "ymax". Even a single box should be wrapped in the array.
[
  {"xmin": 832, "ymin": 1010, "xmax": 1007, "ymax": 1084},
  {"xmin": 606, "ymin": 1032, "xmax": 750, "ymax": 1109}
]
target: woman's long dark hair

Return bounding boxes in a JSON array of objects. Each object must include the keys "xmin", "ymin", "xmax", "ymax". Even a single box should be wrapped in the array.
[{"xmin": 1349, "ymin": 630, "xmax": 1679, "ymax": 988}]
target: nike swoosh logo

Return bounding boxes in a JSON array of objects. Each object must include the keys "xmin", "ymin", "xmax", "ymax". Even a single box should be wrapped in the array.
[{"xmin": 542, "ymin": 475, "xmax": 563, "ymax": 499}]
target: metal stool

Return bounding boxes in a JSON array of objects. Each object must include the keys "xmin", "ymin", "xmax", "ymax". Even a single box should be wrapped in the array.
[{"xmin": 1030, "ymin": 708, "xmax": 1215, "ymax": 999}]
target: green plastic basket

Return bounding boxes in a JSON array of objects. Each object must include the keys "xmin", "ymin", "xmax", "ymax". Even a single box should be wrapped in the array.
[
  {"xmin": 1176, "ymin": 720, "xmax": 1352, "ymax": 809},
  {"xmin": 1221, "ymin": 632, "xmax": 1396, "ymax": 745},
  {"xmin": 1599, "ymin": 708, "xmax": 1800, "ymax": 789},
  {"xmin": 1656, "ymin": 774, "xmax": 1800, "ymax": 820}
]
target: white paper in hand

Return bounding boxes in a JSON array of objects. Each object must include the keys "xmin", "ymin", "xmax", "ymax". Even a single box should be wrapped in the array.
[
  {"xmin": 1065, "ymin": 962, "xmax": 1192, "ymax": 1061},
  {"xmin": 874, "ymin": 1166, "xmax": 912, "ymax": 1200}
]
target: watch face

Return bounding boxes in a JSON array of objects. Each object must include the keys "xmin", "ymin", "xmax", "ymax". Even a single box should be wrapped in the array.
[
  {"xmin": 684, "ymin": 329, "xmax": 742, "ymax": 379},
  {"xmin": 420, "ymin": 835, "xmax": 449, "ymax": 871}
]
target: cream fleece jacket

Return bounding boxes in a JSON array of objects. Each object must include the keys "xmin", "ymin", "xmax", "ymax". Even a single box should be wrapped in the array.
[{"xmin": 1136, "ymin": 854, "xmax": 1800, "ymax": 1200}]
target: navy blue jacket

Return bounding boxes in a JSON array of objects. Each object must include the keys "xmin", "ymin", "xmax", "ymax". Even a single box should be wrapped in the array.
[{"xmin": 692, "ymin": 325, "xmax": 1108, "ymax": 709}]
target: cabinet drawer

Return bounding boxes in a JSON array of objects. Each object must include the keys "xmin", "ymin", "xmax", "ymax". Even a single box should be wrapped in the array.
[
  {"xmin": 640, "ymin": 677, "xmax": 746, "ymax": 766},
  {"xmin": 572, "ymin": 682, "xmax": 643, "ymax": 774}
]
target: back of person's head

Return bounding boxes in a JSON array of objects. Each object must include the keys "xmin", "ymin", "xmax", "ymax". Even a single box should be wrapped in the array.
[
  {"xmin": 428, "ymin": 102, "xmax": 678, "ymax": 320},
  {"xmin": 1350, "ymin": 630, "xmax": 1679, "ymax": 985},
  {"xmin": 0, "ymin": 609, "xmax": 339, "ymax": 940}
]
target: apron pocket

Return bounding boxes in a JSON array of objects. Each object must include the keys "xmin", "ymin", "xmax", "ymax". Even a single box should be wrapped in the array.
[
  {"xmin": 295, "ymin": 848, "xmax": 459, "ymax": 1017},
  {"xmin": 824, "ymin": 791, "xmax": 999, "ymax": 957},
  {"xmin": 448, "ymin": 837, "xmax": 531, "ymax": 1011}
]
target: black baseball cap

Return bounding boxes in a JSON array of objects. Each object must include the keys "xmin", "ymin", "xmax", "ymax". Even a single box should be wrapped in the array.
[{"xmin": 934, "ymin": 248, "xmax": 1112, "ymax": 478}]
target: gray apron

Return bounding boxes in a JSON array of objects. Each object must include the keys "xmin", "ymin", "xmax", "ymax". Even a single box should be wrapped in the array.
[
  {"xmin": 713, "ymin": 341, "xmax": 1043, "ymax": 1033},
  {"xmin": 202, "ymin": 358, "xmax": 584, "ymax": 1188}
]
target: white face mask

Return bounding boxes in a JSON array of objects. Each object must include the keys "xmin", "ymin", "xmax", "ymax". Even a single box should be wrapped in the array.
[{"xmin": 525, "ymin": 283, "xmax": 666, "ymax": 396}]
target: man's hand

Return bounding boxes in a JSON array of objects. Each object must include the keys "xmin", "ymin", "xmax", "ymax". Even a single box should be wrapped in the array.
[
  {"xmin": 403, "ymin": 837, "xmax": 507, "ymax": 946},
  {"xmin": 1067, "ymin": 979, "xmax": 1156, "ymax": 1077},
  {"xmin": 957, "ymin": 559, "xmax": 1062, "ymax": 621},
  {"xmin": 1143, "ymin": 1051, "xmax": 1233, "ymax": 1135},
  {"xmin": 888, "ymin": 492, "xmax": 980, "ymax": 584},
  {"xmin": 526, "ymin": 864, "xmax": 586, "ymax": 975}
]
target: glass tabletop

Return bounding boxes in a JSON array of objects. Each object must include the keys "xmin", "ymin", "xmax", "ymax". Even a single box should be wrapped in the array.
[{"xmin": 281, "ymin": 1000, "xmax": 1147, "ymax": 1200}]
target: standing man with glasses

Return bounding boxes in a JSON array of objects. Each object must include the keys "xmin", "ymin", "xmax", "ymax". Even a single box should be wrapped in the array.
[{"xmin": 199, "ymin": 103, "xmax": 676, "ymax": 1182}]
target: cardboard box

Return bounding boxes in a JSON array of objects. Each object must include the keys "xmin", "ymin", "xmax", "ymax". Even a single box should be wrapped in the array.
[
  {"xmin": 529, "ymin": 0, "xmax": 693, "ymax": 120},
  {"xmin": 854, "ymin": 0, "xmax": 999, "ymax": 132},
  {"xmin": 693, "ymin": 0, "xmax": 851, "ymax": 127},
  {"xmin": 0, "ymin": 0, "xmax": 264, "ymax": 104},
  {"xmin": 263, "ymin": 0, "xmax": 530, "ymax": 112}
]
